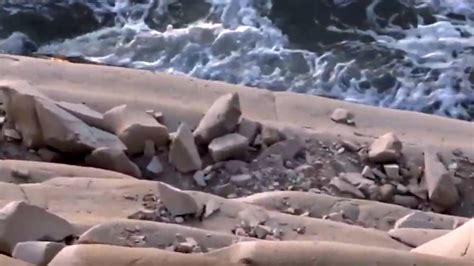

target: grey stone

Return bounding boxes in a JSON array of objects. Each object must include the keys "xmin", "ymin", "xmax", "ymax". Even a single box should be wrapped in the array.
[
  {"xmin": 194, "ymin": 93, "xmax": 241, "ymax": 145},
  {"xmin": 394, "ymin": 195, "xmax": 419, "ymax": 209},
  {"xmin": 208, "ymin": 133, "xmax": 248, "ymax": 162},
  {"xmin": 384, "ymin": 164, "xmax": 402, "ymax": 181},
  {"xmin": 224, "ymin": 160, "xmax": 248, "ymax": 175},
  {"xmin": 37, "ymin": 148, "xmax": 60, "ymax": 162},
  {"xmin": 424, "ymin": 148, "xmax": 459, "ymax": 210},
  {"xmin": 329, "ymin": 177, "xmax": 365, "ymax": 199},
  {"xmin": 86, "ymin": 147, "xmax": 141, "ymax": 178},
  {"xmin": 260, "ymin": 125, "xmax": 281, "ymax": 146},
  {"xmin": 230, "ymin": 174, "xmax": 253, "ymax": 186},
  {"xmin": 143, "ymin": 140, "xmax": 156, "ymax": 158},
  {"xmin": 330, "ymin": 108, "xmax": 354, "ymax": 125},
  {"xmin": 295, "ymin": 164, "xmax": 316, "ymax": 178},
  {"xmin": 361, "ymin": 166, "xmax": 376, "ymax": 179},
  {"xmin": 253, "ymin": 225, "xmax": 271, "ymax": 239},
  {"xmin": 0, "ymin": 201, "xmax": 73, "ymax": 254},
  {"xmin": 146, "ymin": 156, "xmax": 163, "ymax": 175},
  {"xmin": 237, "ymin": 118, "xmax": 260, "ymax": 144},
  {"xmin": 57, "ymin": 101, "xmax": 105, "ymax": 130},
  {"xmin": 394, "ymin": 212, "xmax": 435, "ymax": 229},
  {"xmin": 213, "ymin": 183, "xmax": 236, "ymax": 197},
  {"xmin": 169, "ymin": 123, "xmax": 202, "ymax": 173},
  {"xmin": 157, "ymin": 183, "xmax": 198, "ymax": 217},
  {"xmin": 368, "ymin": 132, "xmax": 403, "ymax": 163},
  {"xmin": 12, "ymin": 241, "xmax": 65, "ymax": 266},
  {"xmin": 379, "ymin": 184, "xmax": 396, "ymax": 202}
]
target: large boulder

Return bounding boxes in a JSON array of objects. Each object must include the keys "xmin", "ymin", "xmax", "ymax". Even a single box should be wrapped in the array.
[
  {"xmin": 368, "ymin": 132, "xmax": 403, "ymax": 163},
  {"xmin": 193, "ymin": 93, "xmax": 241, "ymax": 145},
  {"xmin": 12, "ymin": 241, "xmax": 65, "ymax": 266},
  {"xmin": 103, "ymin": 105, "xmax": 169, "ymax": 155},
  {"xmin": 424, "ymin": 149, "xmax": 460, "ymax": 210},
  {"xmin": 35, "ymin": 98, "xmax": 126, "ymax": 153},
  {"xmin": 0, "ymin": 201, "xmax": 73, "ymax": 255},
  {"xmin": 0, "ymin": 81, "xmax": 47, "ymax": 148},
  {"xmin": 169, "ymin": 123, "xmax": 202, "ymax": 173},
  {"xmin": 85, "ymin": 148, "xmax": 141, "ymax": 178}
]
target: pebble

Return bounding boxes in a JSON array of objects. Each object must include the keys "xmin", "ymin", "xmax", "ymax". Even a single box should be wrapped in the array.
[{"xmin": 330, "ymin": 108, "xmax": 355, "ymax": 125}]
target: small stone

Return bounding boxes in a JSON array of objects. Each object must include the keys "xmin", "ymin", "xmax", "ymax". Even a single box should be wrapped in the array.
[
  {"xmin": 339, "ymin": 173, "xmax": 375, "ymax": 189},
  {"xmin": 408, "ymin": 183, "xmax": 428, "ymax": 200},
  {"xmin": 379, "ymin": 184, "xmax": 396, "ymax": 202},
  {"xmin": 253, "ymin": 225, "xmax": 271, "ymax": 239},
  {"xmin": 384, "ymin": 164, "xmax": 402, "ymax": 181},
  {"xmin": 361, "ymin": 166, "xmax": 376, "ymax": 179},
  {"xmin": 174, "ymin": 217, "xmax": 184, "ymax": 223},
  {"xmin": 3, "ymin": 128, "xmax": 22, "ymax": 140},
  {"xmin": 234, "ymin": 227, "xmax": 247, "ymax": 237},
  {"xmin": 260, "ymin": 125, "xmax": 281, "ymax": 146},
  {"xmin": 146, "ymin": 156, "xmax": 163, "ymax": 175},
  {"xmin": 368, "ymin": 132, "xmax": 403, "ymax": 163},
  {"xmin": 157, "ymin": 183, "xmax": 198, "ymax": 217},
  {"xmin": 204, "ymin": 200, "xmax": 220, "ymax": 218},
  {"xmin": 208, "ymin": 133, "xmax": 248, "ymax": 162},
  {"xmin": 224, "ymin": 160, "xmax": 248, "ymax": 175},
  {"xmin": 394, "ymin": 195, "xmax": 419, "ymax": 209},
  {"xmin": 237, "ymin": 118, "xmax": 260, "ymax": 144},
  {"xmin": 295, "ymin": 164, "xmax": 316, "ymax": 178},
  {"xmin": 329, "ymin": 177, "xmax": 365, "ymax": 199},
  {"xmin": 37, "ymin": 148, "xmax": 60, "ymax": 162},
  {"xmin": 238, "ymin": 208, "xmax": 269, "ymax": 228},
  {"xmin": 372, "ymin": 167, "xmax": 387, "ymax": 179},
  {"xmin": 341, "ymin": 139, "xmax": 361, "ymax": 152},
  {"xmin": 193, "ymin": 171, "xmax": 207, "ymax": 187},
  {"xmin": 330, "ymin": 108, "xmax": 354, "ymax": 125},
  {"xmin": 213, "ymin": 183, "xmax": 236, "ymax": 197},
  {"xmin": 295, "ymin": 226, "xmax": 306, "ymax": 234},
  {"xmin": 424, "ymin": 148, "xmax": 459, "ymax": 210},
  {"xmin": 0, "ymin": 201, "xmax": 73, "ymax": 254},
  {"xmin": 257, "ymin": 138, "xmax": 304, "ymax": 162},
  {"xmin": 169, "ymin": 123, "xmax": 202, "ymax": 173},
  {"xmin": 12, "ymin": 241, "xmax": 65, "ymax": 266},
  {"xmin": 324, "ymin": 212, "xmax": 344, "ymax": 222},
  {"xmin": 86, "ymin": 147, "xmax": 141, "ymax": 178},
  {"xmin": 230, "ymin": 174, "xmax": 253, "ymax": 186},
  {"xmin": 396, "ymin": 184, "xmax": 409, "ymax": 194},
  {"xmin": 394, "ymin": 212, "xmax": 435, "ymax": 229},
  {"xmin": 143, "ymin": 140, "xmax": 156, "ymax": 158},
  {"xmin": 57, "ymin": 101, "xmax": 104, "ymax": 129},
  {"xmin": 194, "ymin": 93, "xmax": 241, "ymax": 145}
]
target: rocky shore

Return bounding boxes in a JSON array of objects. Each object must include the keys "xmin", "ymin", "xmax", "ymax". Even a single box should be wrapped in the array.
[{"xmin": 0, "ymin": 55, "xmax": 472, "ymax": 265}]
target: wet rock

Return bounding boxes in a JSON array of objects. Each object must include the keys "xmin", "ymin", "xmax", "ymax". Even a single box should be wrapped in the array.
[
  {"xmin": 424, "ymin": 149, "xmax": 459, "ymax": 210},
  {"xmin": 0, "ymin": 32, "xmax": 37, "ymax": 55},
  {"xmin": 224, "ymin": 160, "xmax": 248, "ymax": 175},
  {"xmin": 394, "ymin": 195, "xmax": 419, "ymax": 209},
  {"xmin": 379, "ymin": 184, "xmax": 396, "ymax": 202},
  {"xmin": 237, "ymin": 118, "xmax": 260, "ymax": 144},
  {"xmin": 330, "ymin": 108, "xmax": 354, "ymax": 125},
  {"xmin": 260, "ymin": 125, "xmax": 281, "ymax": 146},
  {"xmin": 230, "ymin": 174, "xmax": 253, "ymax": 186},
  {"xmin": 384, "ymin": 164, "xmax": 402, "ymax": 181},
  {"xmin": 169, "ymin": 123, "xmax": 202, "ymax": 173},
  {"xmin": 86, "ymin": 148, "xmax": 141, "ymax": 178},
  {"xmin": 37, "ymin": 148, "xmax": 60, "ymax": 162},
  {"xmin": 103, "ymin": 104, "xmax": 169, "ymax": 155},
  {"xmin": 57, "ymin": 101, "xmax": 104, "ymax": 129},
  {"xmin": 194, "ymin": 93, "xmax": 241, "ymax": 145},
  {"xmin": 329, "ymin": 177, "xmax": 365, "ymax": 199},
  {"xmin": 12, "ymin": 241, "xmax": 65, "ymax": 266},
  {"xmin": 368, "ymin": 132, "xmax": 403, "ymax": 163},
  {"xmin": 0, "ymin": 201, "xmax": 73, "ymax": 254},
  {"xmin": 35, "ymin": 98, "xmax": 126, "ymax": 153},
  {"xmin": 0, "ymin": 82, "xmax": 47, "ymax": 148},
  {"xmin": 394, "ymin": 212, "xmax": 435, "ymax": 229},
  {"xmin": 208, "ymin": 133, "xmax": 248, "ymax": 162},
  {"xmin": 157, "ymin": 183, "xmax": 198, "ymax": 217},
  {"xmin": 146, "ymin": 156, "xmax": 163, "ymax": 175}
]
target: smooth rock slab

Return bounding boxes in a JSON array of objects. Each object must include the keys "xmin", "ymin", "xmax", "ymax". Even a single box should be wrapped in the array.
[
  {"xmin": 193, "ymin": 93, "xmax": 241, "ymax": 145},
  {"xmin": 169, "ymin": 123, "xmax": 202, "ymax": 173},
  {"xmin": 12, "ymin": 241, "xmax": 65, "ymax": 266},
  {"xmin": 208, "ymin": 133, "xmax": 249, "ymax": 162},
  {"xmin": 0, "ymin": 201, "xmax": 73, "ymax": 254}
]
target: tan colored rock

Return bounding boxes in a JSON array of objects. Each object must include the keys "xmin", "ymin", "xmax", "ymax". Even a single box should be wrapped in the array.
[
  {"xmin": 103, "ymin": 104, "xmax": 169, "ymax": 154},
  {"xmin": 0, "ymin": 201, "xmax": 73, "ymax": 254},
  {"xmin": 0, "ymin": 81, "xmax": 46, "ymax": 148},
  {"xmin": 384, "ymin": 164, "xmax": 402, "ymax": 181},
  {"xmin": 395, "ymin": 212, "xmax": 435, "ymax": 230},
  {"xmin": 237, "ymin": 117, "xmax": 260, "ymax": 144},
  {"xmin": 388, "ymin": 228, "xmax": 450, "ymax": 248},
  {"xmin": 260, "ymin": 125, "xmax": 281, "ymax": 145},
  {"xmin": 330, "ymin": 108, "xmax": 354, "ymax": 125},
  {"xmin": 339, "ymin": 173, "xmax": 375, "ymax": 190},
  {"xmin": 368, "ymin": 132, "xmax": 403, "ymax": 163},
  {"xmin": 35, "ymin": 98, "xmax": 126, "ymax": 153},
  {"xmin": 238, "ymin": 208, "xmax": 269, "ymax": 228},
  {"xmin": 194, "ymin": 93, "xmax": 241, "ymax": 145},
  {"xmin": 146, "ymin": 156, "xmax": 163, "ymax": 175},
  {"xmin": 412, "ymin": 219, "xmax": 474, "ymax": 260},
  {"xmin": 424, "ymin": 149, "xmax": 460, "ymax": 210},
  {"xmin": 12, "ymin": 241, "xmax": 65, "ymax": 266},
  {"xmin": 57, "ymin": 101, "xmax": 105, "ymax": 129},
  {"xmin": 157, "ymin": 183, "xmax": 198, "ymax": 217},
  {"xmin": 208, "ymin": 133, "xmax": 248, "ymax": 162},
  {"xmin": 49, "ymin": 244, "xmax": 233, "ymax": 266},
  {"xmin": 85, "ymin": 148, "xmax": 141, "ymax": 178},
  {"xmin": 169, "ymin": 123, "xmax": 202, "ymax": 173},
  {"xmin": 0, "ymin": 254, "xmax": 33, "ymax": 266}
]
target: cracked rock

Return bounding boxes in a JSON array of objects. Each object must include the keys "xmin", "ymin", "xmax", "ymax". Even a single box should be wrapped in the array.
[
  {"xmin": 57, "ymin": 101, "xmax": 105, "ymax": 130},
  {"xmin": 169, "ymin": 123, "xmax": 202, "ymax": 173}
]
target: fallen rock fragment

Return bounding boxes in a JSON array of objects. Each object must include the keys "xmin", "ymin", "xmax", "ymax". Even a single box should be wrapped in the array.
[
  {"xmin": 394, "ymin": 195, "xmax": 419, "ymax": 209},
  {"xmin": 230, "ymin": 174, "xmax": 253, "ymax": 186},
  {"xmin": 193, "ymin": 93, "xmax": 241, "ymax": 145},
  {"xmin": 12, "ymin": 241, "xmax": 65, "ymax": 266},
  {"xmin": 384, "ymin": 164, "xmax": 402, "ymax": 181},
  {"xmin": 330, "ymin": 108, "xmax": 354, "ymax": 125},
  {"xmin": 361, "ymin": 166, "xmax": 376, "ymax": 179},
  {"xmin": 103, "ymin": 104, "xmax": 169, "ymax": 154},
  {"xmin": 339, "ymin": 173, "xmax": 375, "ymax": 192},
  {"xmin": 368, "ymin": 132, "xmax": 402, "ymax": 163},
  {"xmin": 238, "ymin": 208, "xmax": 269, "ymax": 228},
  {"xmin": 329, "ymin": 177, "xmax": 365, "ymax": 199},
  {"xmin": 157, "ymin": 183, "xmax": 198, "ymax": 217},
  {"xmin": 3, "ymin": 127, "xmax": 22, "ymax": 141},
  {"xmin": 394, "ymin": 212, "xmax": 435, "ymax": 230},
  {"xmin": 260, "ymin": 125, "xmax": 281, "ymax": 146},
  {"xmin": 146, "ymin": 156, "xmax": 163, "ymax": 175},
  {"xmin": 169, "ymin": 123, "xmax": 202, "ymax": 173},
  {"xmin": 57, "ymin": 101, "xmax": 105, "ymax": 129},
  {"xmin": 424, "ymin": 148, "xmax": 460, "ymax": 210},
  {"xmin": 257, "ymin": 138, "xmax": 304, "ymax": 162},
  {"xmin": 237, "ymin": 118, "xmax": 260, "ymax": 144},
  {"xmin": 208, "ymin": 133, "xmax": 248, "ymax": 162},
  {"xmin": 378, "ymin": 184, "xmax": 396, "ymax": 202},
  {"xmin": 0, "ymin": 201, "xmax": 73, "ymax": 254},
  {"xmin": 193, "ymin": 170, "xmax": 207, "ymax": 187},
  {"xmin": 85, "ymin": 147, "xmax": 141, "ymax": 178}
]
